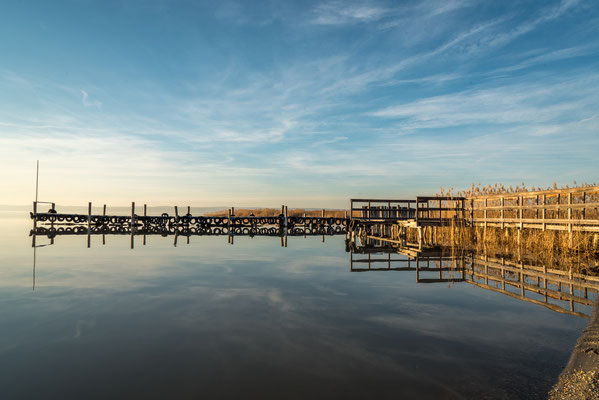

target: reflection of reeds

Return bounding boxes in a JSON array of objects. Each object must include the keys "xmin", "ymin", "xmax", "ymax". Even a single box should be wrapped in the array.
[{"xmin": 421, "ymin": 225, "xmax": 599, "ymax": 274}]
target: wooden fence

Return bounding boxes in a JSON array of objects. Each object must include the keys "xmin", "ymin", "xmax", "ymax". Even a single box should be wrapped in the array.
[{"xmin": 468, "ymin": 186, "xmax": 599, "ymax": 232}]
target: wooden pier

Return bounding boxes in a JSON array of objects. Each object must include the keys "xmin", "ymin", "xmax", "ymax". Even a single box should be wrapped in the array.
[
  {"xmin": 30, "ymin": 203, "xmax": 347, "ymax": 248},
  {"xmin": 30, "ymin": 186, "xmax": 599, "ymax": 248},
  {"xmin": 349, "ymin": 186, "xmax": 599, "ymax": 236}
]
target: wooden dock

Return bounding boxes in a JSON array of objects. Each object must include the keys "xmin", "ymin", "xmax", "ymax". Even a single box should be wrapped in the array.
[
  {"xmin": 30, "ymin": 186, "xmax": 599, "ymax": 248},
  {"xmin": 350, "ymin": 186, "xmax": 599, "ymax": 234},
  {"xmin": 30, "ymin": 203, "xmax": 347, "ymax": 248}
]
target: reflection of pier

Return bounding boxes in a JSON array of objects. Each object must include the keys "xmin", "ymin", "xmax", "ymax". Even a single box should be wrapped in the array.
[
  {"xmin": 31, "ymin": 223, "xmax": 342, "ymax": 249},
  {"xmin": 348, "ymin": 240, "xmax": 599, "ymax": 319}
]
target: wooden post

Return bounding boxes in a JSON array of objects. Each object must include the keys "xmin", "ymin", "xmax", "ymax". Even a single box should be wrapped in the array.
[
  {"xmin": 103, "ymin": 204, "xmax": 106, "ymax": 216},
  {"xmin": 87, "ymin": 202, "xmax": 92, "ymax": 248},
  {"xmin": 228, "ymin": 208, "xmax": 232, "ymax": 236},
  {"xmin": 519, "ymin": 196, "xmax": 523, "ymax": 229},
  {"xmin": 131, "ymin": 201, "xmax": 135, "ymax": 249},
  {"xmin": 542, "ymin": 194, "xmax": 546, "ymax": 231},
  {"xmin": 187, "ymin": 206, "xmax": 191, "ymax": 215},
  {"xmin": 174, "ymin": 206, "xmax": 179, "ymax": 219},
  {"xmin": 284, "ymin": 206, "xmax": 288, "ymax": 230},
  {"xmin": 568, "ymin": 192, "xmax": 572, "ymax": 233},
  {"xmin": 303, "ymin": 212, "xmax": 307, "ymax": 238},
  {"xmin": 484, "ymin": 198, "xmax": 488, "ymax": 229},
  {"xmin": 500, "ymin": 197, "xmax": 504, "ymax": 229},
  {"xmin": 582, "ymin": 191, "xmax": 586, "ymax": 220},
  {"xmin": 415, "ymin": 199, "xmax": 419, "ymax": 226},
  {"xmin": 144, "ymin": 204, "xmax": 147, "ymax": 217}
]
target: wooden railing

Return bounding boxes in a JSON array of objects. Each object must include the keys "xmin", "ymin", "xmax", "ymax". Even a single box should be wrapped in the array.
[
  {"xmin": 350, "ymin": 197, "xmax": 465, "ymax": 226},
  {"xmin": 466, "ymin": 186, "xmax": 599, "ymax": 232}
]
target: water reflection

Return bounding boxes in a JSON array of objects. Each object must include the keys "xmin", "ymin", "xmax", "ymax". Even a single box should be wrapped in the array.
[
  {"xmin": 0, "ymin": 213, "xmax": 593, "ymax": 399},
  {"xmin": 349, "ymin": 237, "xmax": 598, "ymax": 319}
]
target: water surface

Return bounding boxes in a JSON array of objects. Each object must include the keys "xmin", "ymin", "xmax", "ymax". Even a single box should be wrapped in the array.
[{"xmin": 0, "ymin": 212, "xmax": 590, "ymax": 399}]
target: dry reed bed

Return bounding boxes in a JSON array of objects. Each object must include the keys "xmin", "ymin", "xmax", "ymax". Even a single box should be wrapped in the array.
[{"xmin": 206, "ymin": 208, "xmax": 347, "ymax": 218}]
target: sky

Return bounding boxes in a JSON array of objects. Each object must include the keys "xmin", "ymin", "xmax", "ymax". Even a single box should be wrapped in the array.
[{"xmin": 1, "ymin": 0, "xmax": 598, "ymax": 208}]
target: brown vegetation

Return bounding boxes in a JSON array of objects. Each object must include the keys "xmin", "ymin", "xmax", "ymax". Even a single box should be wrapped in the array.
[
  {"xmin": 206, "ymin": 208, "xmax": 347, "ymax": 218},
  {"xmin": 439, "ymin": 181, "xmax": 598, "ymax": 198}
]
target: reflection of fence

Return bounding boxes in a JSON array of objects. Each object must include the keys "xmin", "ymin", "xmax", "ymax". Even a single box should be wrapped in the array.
[
  {"xmin": 349, "ymin": 248, "xmax": 466, "ymax": 283},
  {"xmin": 467, "ymin": 254, "xmax": 599, "ymax": 319},
  {"xmin": 468, "ymin": 186, "xmax": 599, "ymax": 232},
  {"xmin": 348, "ymin": 244, "xmax": 599, "ymax": 318}
]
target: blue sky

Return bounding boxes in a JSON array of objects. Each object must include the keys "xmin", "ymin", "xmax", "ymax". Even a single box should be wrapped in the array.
[{"xmin": 1, "ymin": 0, "xmax": 598, "ymax": 207}]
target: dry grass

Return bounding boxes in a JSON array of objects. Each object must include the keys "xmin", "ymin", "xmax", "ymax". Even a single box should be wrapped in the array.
[
  {"xmin": 406, "ymin": 225, "xmax": 599, "ymax": 273},
  {"xmin": 206, "ymin": 208, "xmax": 347, "ymax": 218},
  {"xmin": 439, "ymin": 181, "xmax": 598, "ymax": 198}
]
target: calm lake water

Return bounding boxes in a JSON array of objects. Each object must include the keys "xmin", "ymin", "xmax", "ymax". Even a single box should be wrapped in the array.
[{"xmin": 0, "ymin": 211, "xmax": 591, "ymax": 399}]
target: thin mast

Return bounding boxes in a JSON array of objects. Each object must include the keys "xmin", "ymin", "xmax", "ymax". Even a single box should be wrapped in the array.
[{"xmin": 35, "ymin": 160, "xmax": 39, "ymax": 204}]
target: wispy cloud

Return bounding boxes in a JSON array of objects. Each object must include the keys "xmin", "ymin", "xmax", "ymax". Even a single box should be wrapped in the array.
[
  {"xmin": 81, "ymin": 90, "xmax": 102, "ymax": 108},
  {"xmin": 312, "ymin": 1, "xmax": 388, "ymax": 25},
  {"xmin": 468, "ymin": 0, "xmax": 582, "ymax": 52},
  {"xmin": 370, "ymin": 72, "xmax": 599, "ymax": 135}
]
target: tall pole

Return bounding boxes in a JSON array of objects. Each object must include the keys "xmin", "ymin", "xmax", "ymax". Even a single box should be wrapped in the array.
[{"xmin": 35, "ymin": 160, "xmax": 39, "ymax": 204}]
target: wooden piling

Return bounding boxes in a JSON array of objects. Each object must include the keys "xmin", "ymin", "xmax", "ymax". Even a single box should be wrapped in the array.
[
  {"xmin": 542, "ymin": 194, "xmax": 547, "ymax": 231},
  {"xmin": 32, "ymin": 201, "xmax": 37, "ymax": 230},
  {"xmin": 131, "ymin": 201, "xmax": 135, "ymax": 249},
  {"xmin": 228, "ymin": 208, "xmax": 232, "ymax": 234},
  {"xmin": 500, "ymin": 197, "xmax": 504, "ymax": 229},
  {"xmin": 87, "ymin": 202, "xmax": 91, "ymax": 248},
  {"xmin": 568, "ymin": 192, "xmax": 573, "ymax": 233},
  {"xmin": 131, "ymin": 202, "xmax": 135, "ymax": 227}
]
